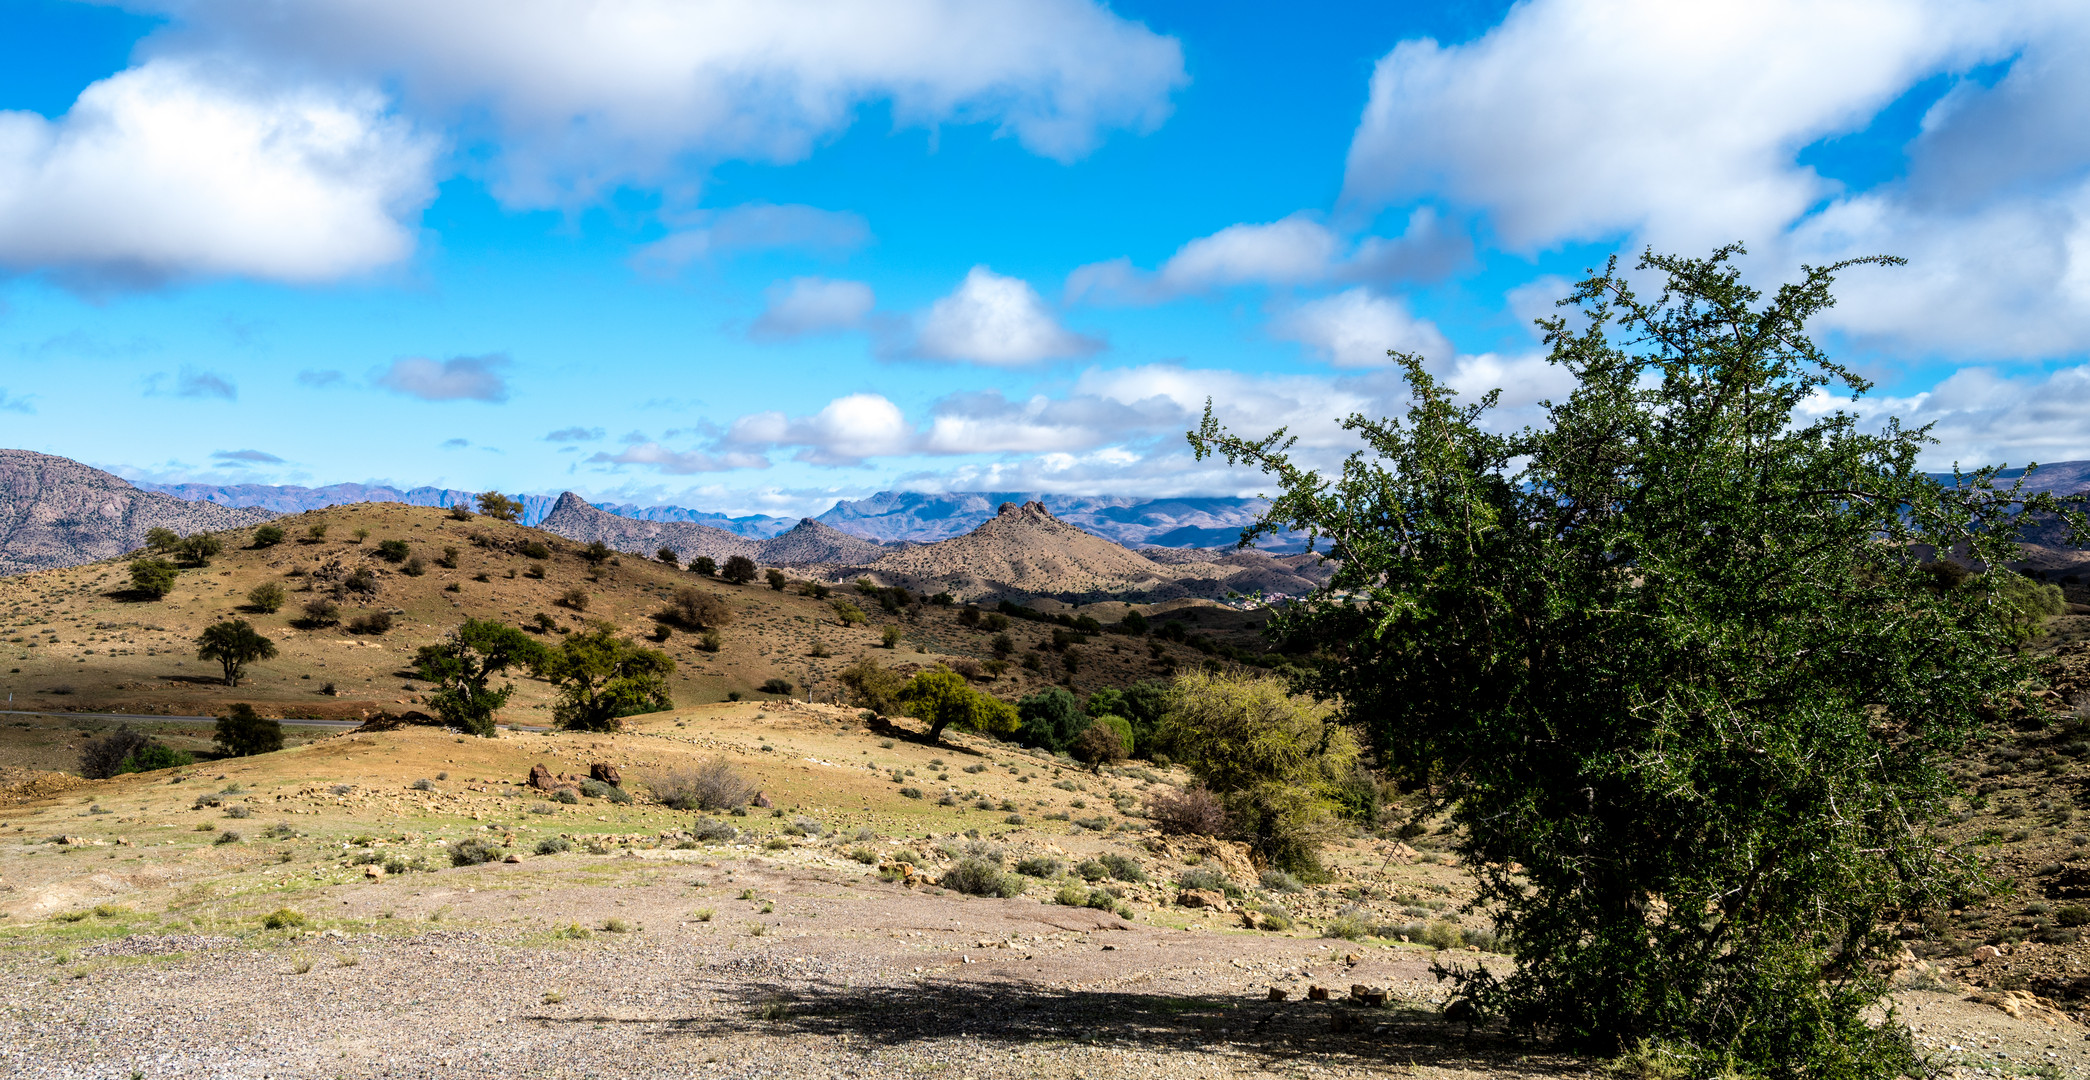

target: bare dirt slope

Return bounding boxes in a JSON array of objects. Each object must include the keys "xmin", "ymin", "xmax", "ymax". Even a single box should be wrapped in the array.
[
  {"xmin": 860, "ymin": 502, "xmax": 1178, "ymax": 601},
  {"xmin": 0, "ymin": 450, "xmax": 275, "ymax": 576}
]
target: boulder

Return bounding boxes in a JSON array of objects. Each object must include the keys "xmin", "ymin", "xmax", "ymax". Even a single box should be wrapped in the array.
[
  {"xmin": 589, "ymin": 763, "xmax": 621, "ymax": 786},
  {"xmin": 528, "ymin": 764, "xmax": 558, "ymax": 791},
  {"xmin": 753, "ymin": 790, "xmax": 773, "ymax": 808},
  {"xmin": 1306, "ymin": 985, "xmax": 1330, "ymax": 1001},
  {"xmin": 1266, "ymin": 987, "xmax": 1288, "ymax": 1001},
  {"xmin": 1240, "ymin": 909, "xmax": 1268, "ymax": 931},
  {"xmin": 363, "ymin": 864, "xmax": 385, "ymax": 880},
  {"xmin": 1972, "ymin": 944, "xmax": 2002, "ymax": 963},
  {"xmin": 1176, "ymin": 889, "xmax": 1227, "ymax": 911},
  {"xmin": 1350, "ymin": 985, "xmax": 1389, "ymax": 1007}
]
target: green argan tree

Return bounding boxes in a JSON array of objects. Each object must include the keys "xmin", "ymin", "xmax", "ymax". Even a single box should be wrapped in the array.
[
  {"xmin": 195, "ymin": 619, "xmax": 277, "ymax": 687},
  {"xmin": 415, "ymin": 619, "xmax": 547, "ymax": 737},
  {"xmin": 533, "ymin": 623, "xmax": 675, "ymax": 732},
  {"xmin": 1191, "ymin": 246, "xmax": 2087, "ymax": 1077}
]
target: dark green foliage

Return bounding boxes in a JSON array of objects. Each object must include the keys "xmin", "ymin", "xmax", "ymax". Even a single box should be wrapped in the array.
[
  {"xmin": 1119, "ymin": 681, "xmax": 1172, "ymax": 756},
  {"xmin": 195, "ymin": 619, "xmax": 277, "ymax": 686},
  {"xmin": 658, "ymin": 587, "xmax": 731, "ymax": 629},
  {"xmin": 128, "ymin": 557, "xmax": 178, "ymax": 599},
  {"xmin": 375, "ymin": 539, "xmax": 410, "ymax": 562},
  {"xmin": 655, "ymin": 546, "xmax": 678, "ymax": 566},
  {"xmin": 581, "ymin": 540, "xmax": 612, "ymax": 565},
  {"xmin": 839, "ymin": 659, "xmax": 906, "ymax": 716},
  {"xmin": 347, "ymin": 610, "xmax": 393, "ymax": 635},
  {"xmin": 245, "ymin": 581, "xmax": 286, "ymax": 613},
  {"xmin": 415, "ymin": 619, "xmax": 546, "ymax": 737},
  {"xmin": 1116, "ymin": 610, "xmax": 1148, "ymax": 636},
  {"xmin": 536, "ymin": 835, "xmax": 571, "ymax": 855},
  {"xmin": 1015, "ymin": 687, "xmax": 1090, "ymax": 752},
  {"xmin": 144, "ymin": 526, "xmax": 180, "ymax": 553},
  {"xmin": 721, "ymin": 555, "xmax": 758, "ymax": 584},
  {"xmin": 765, "ymin": 568, "xmax": 787, "ymax": 590},
  {"xmin": 121, "ymin": 742, "xmax": 193, "ymax": 772},
  {"xmin": 692, "ymin": 555, "xmax": 717, "ymax": 577},
  {"xmin": 299, "ymin": 598, "xmax": 340, "ymax": 627},
  {"xmin": 533, "ymin": 623, "xmax": 675, "ymax": 732},
  {"xmin": 1096, "ymin": 852, "xmax": 1146, "ymax": 882},
  {"xmin": 213, "ymin": 704, "xmax": 284, "ymax": 757},
  {"xmin": 1014, "ymin": 856, "xmax": 1062, "ymax": 878},
  {"xmin": 758, "ymin": 677, "xmax": 793, "ymax": 695},
  {"xmin": 518, "ymin": 540, "xmax": 551, "ymax": 559},
  {"xmin": 251, "ymin": 524, "xmax": 285, "ymax": 548},
  {"xmin": 1191, "ymin": 247, "xmax": 2090, "ymax": 1076}
]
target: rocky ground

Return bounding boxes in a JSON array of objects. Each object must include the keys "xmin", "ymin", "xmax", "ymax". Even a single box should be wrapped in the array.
[{"xmin": 0, "ymin": 701, "xmax": 2086, "ymax": 1077}]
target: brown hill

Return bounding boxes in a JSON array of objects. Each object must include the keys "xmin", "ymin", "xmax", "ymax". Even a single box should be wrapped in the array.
[
  {"xmin": 0, "ymin": 449, "xmax": 276, "ymax": 576},
  {"xmin": 757, "ymin": 517, "xmax": 893, "ymax": 565},
  {"xmin": 537, "ymin": 491, "xmax": 759, "ymax": 565},
  {"xmin": 858, "ymin": 501, "xmax": 1176, "ymax": 600}
]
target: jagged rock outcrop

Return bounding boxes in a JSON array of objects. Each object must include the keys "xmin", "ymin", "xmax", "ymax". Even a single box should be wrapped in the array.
[
  {"xmin": 537, "ymin": 491, "xmax": 760, "ymax": 566},
  {"xmin": 0, "ymin": 449, "xmax": 276, "ymax": 577},
  {"xmin": 756, "ymin": 518, "xmax": 893, "ymax": 566}
]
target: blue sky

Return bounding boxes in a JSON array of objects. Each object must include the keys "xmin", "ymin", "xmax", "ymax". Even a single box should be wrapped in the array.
[{"xmin": 3, "ymin": 0, "xmax": 2089, "ymax": 516}]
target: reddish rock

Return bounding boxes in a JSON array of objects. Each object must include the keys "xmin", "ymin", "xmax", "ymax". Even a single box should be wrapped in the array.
[
  {"xmin": 1266, "ymin": 987, "xmax": 1288, "ymax": 1001},
  {"xmin": 753, "ymin": 791, "xmax": 773, "ymax": 808},
  {"xmin": 1306, "ymin": 985, "xmax": 1330, "ymax": 1001},
  {"xmin": 589, "ymin": 763, "xmax": 622, "ymax": 786},
  {"xmin": 1176, "ymin": 889, "xmax": 1227, "ymax": 911},
  {"xmin": 528, "ymin": 764, "xmax": 557, "ymax": 791}
]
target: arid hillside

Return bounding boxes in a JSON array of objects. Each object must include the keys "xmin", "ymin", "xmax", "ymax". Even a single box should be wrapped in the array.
[
  {"xmin": 0, "ymin": 502, "xmax": 1267, "ymax": 721},
  {"xmin": 0, "ymin": 450, "xmax": 275, "ymax": 576}
]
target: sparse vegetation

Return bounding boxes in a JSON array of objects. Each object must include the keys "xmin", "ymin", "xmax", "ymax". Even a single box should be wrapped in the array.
[
  {"xmin": 650, "ymin": 759, "xmax": 759, "ymax": 812},
  {"xmin": 414, "ymin": 619, "xmax": 546, "ymax": 737},
  {"xmin": 195, "ymin": 619, "xmax": 277, "ymax": 687},
  {"xmin": 721, "ymin": 555, "xmax": 758, "ymax": 585},
  {"xmin": 533, "ymin": 623, "xmax": 674, "ymax": 731},
  {"xmin": 245, "ymin": 581, "xmax": 286, "ymax": 613}
]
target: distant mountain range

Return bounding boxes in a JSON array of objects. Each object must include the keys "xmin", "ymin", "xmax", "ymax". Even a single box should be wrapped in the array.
[
  {"xmin": 127, "ymin": 480, "xmax": 1290, "ymax": 549},
  {"xmin": 0, "ymin": 450, "xmax": 276, "ymax": 576}
]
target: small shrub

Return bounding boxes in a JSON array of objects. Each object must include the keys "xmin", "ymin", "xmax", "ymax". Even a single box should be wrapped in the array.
[
  {"xmin": 1003, "ymin": 814, "xmax": 1026, "ymax": 826},
  {"xmin": 2058, "ymin": 904, "xmax": 2090, "ymax": 928},
  {"xmin": 558, "ymin": 587, "xmax": 590, "ymax": 612},
  {"xmin": 262, "ymin": 908, "xmax": 307, "ymax": 930},
  {"xmin": 224, "ymin": 804, "xmax": 251, "ymax": 819},
  {"xmin": 411, "ymin": 777, "xmax": 435, "ymax": 792},
  {"xmin": 692, "ymin": 818, "xmax": 739, "ymax": 843},
  {"xmin": 246, "ymin": 581, "xmax": 287, "ymax": 613},
  {"xmin": 898, "ymin": 786, "xmax": 923, "ymax": 800},
  {"xmin": 252, "ymin": 524, "xmax": 286, "ymax": 547},
  {"xmin": 759, "ymin": 677, "xmax": 793, "ymax": 696},
  {"xmin": 1015, "ymin": 856, "xmax": 1062, "ymax": 878},
  {"xmin": 193, "ymin": 793, "xmax": 223, "ymax": 809},
  {"xmin": 600, "ymin": 917, "xmax": 636, "ymax": 933},
  {"xmin": 1097, "ymin": 852, "xmax": 1147, "ymax": 882},
  {"xmin": 1260, "ymin": 869, "xmax": 1304, "ymax": 893},
  {"xmin": 943, "ymin": 858, "xmax": 1025, "ymax": 898},
  {"xmin": 519, "ymin": 540, "xmax": 551, "ymax": 559},
  {"xmin": 1147, "ymin": 785, "xmax": 1228, "ymax": 836},
  {"xmin": 1076, "ymin": 860, "xmax": 1108, "ymax": 881},
  {"xmin": 449, "ymin": 838, "xmax": 503, "ymax": 866},
  {"xmin": 348, "ymin": 610, "xmax": 393, "ymax": 635},
  {"xmin": 1322, "ymin": 912, "xmax": 1369, "ymax": 940},
  {"xmin": 536, "ymin": 836, "xmax": 572, "ymax": 855},
  {"xmin": 651, "ymin": 759, "xmax": 759, "ymax": 811},
  {"xmin": 525, "ymin": 563, "xmax": 547, "ymax": 580},
  {"xmin": 401, "ymin": 556, "xmax": 427, "ymax": 577},
  {"xmin": 375, "ymin": 539, "xmax": 411, "ymax": 562},
  {"xmin": 552, "ymin": 789, "xmax": 579, "ymax": 805},
  {"xmin": 300, "ymin": 598, "xmax": 340, "ymax": 627},
  {"xmin": 849, "ymin": 847, "xmax": 879, "ymax": 864},
  {"xmin": 1177, "ymin": 866, "xmax": 1236, "ymax": 895},
  {"xmin": 693, "ymin": 908, "xmax": 715, "ymax": 922},
  {"xmin": 1054, "ymin": 883, "xmax": 1089, "ymax": 907}
]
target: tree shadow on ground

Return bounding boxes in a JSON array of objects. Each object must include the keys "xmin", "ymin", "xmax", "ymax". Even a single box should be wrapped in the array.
[{"xmin": 528, "ymin": 978, "xmax": 1591, "ymax": 1077}]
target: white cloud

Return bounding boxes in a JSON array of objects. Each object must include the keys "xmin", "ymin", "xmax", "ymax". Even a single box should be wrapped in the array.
[
  {"xmin": 0, "ymin": 59, "xmax": 434, "ymax": 285},
  {"xmin": 750, "ymin": 277, "xmax": 877, "ymax": 341},
  {"xmin": 1274, "ymin": 288, "xmax": 1453, "ymax": 367},
  {"xmin": 633, "ymin": 204, "xmax": 870, "ymax": 271},
  {"xmin": 914, "ymin": 266, "xmax": 1102, "ymax": 366},
  {"xmin": 1342, "ymin": 0, "xmax": 2007, "ymax": 252},
  {"xmin": 1848, "ymin": 365, "xmax": 2090, "ymax": 468},
  {"xmin": 726, "ymin": 392, "xmax": 916, "ymax": 465},
  {"xmin": 1066, "ymin": 207, "xmax": 1467, "ymax": 304},
  {"xmin": 145, "ymin": 0, "xmax": 1187, "ymax": 206},
  {"xmin": 588, "ymin": 444, "xmax": 772, "ymax": 474},
  {"xmin": 375, "ymin": 353, "xmax": 511, "ymax": 402},
  {"xmin": 920, "ymin": 389, "xmax": 1182, "ymax": 455}
]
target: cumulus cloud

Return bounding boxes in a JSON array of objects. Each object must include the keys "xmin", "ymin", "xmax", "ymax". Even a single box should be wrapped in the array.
[
  {"xmin": 633, "ymin": 204, "xmax": 871, "ymax": 271},
  {"xmin": 543, "ymin": 426, "xmax": 604, "ymax": 442},
  {"xmin": 913, "ymin": 266, "xmax": 1102, "ymax": 366},
  {"xmin": 211, "ymin": 449, "xmax": 283, "ymax": 463},
  {"xmin": 750, "ymin": 277, "xmax": 877, "ymax": 341},
  {"xmin": 1830, "ymin": 365, "xmax": 2090, "ymax": 468},
  {"xmin": 142, "ymin": 0, "xmax": 1187, "ymax": 206},
  {"xmin": 726, "ymin": 392, "xmax": 916, "ymax": 465},
  {"xmin": 0, "ymin": 59, "xmax": 434, "ymax": 286},
  {"xmin": 375, "ymin": 353, "xmax": 511, "ymax": 402},
  {"xmin": 1066, "ymin": 208, "xmax": 1467, "ymax": 304},
  {"xmin": 1342, "ymin": 0, "xmax": 2007, "ymax": 252},
  {"xmin": 1273, "ymin": 288, "xmax": 1453, "ymax": 367},
  {"xmin": 920, "ymin": 389, "xmax": 1184, "ymax": 455}
]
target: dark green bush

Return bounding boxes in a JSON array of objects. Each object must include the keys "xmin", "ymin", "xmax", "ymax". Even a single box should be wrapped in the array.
[
  {"xmin": 942, "ymin": 858, "xmax": 1025, "ymax": 898},
  {"xmin": 376, "ymin": 539, "xmax": 411, "ymax": 562},
  {"xmin": 449, "ymin": 838, "xmax": 503, "ymax": 866}
]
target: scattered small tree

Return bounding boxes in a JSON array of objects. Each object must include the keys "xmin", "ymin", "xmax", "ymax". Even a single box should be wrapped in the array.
[
  {"xmin": 251, "ymin": 524, "xmax": 285, "ymax": 548},
  {"xmin": 347, "ymin": 610, "xmax": 393, "ymax": 635},
  {"xmin": 831, "ymin": 600, "xmax": 867, "ymax": 627},
  {"xmin": 658, "ymin": 587, "xmax": 732, "ymax": 630},
  {"xmin": 299, "ymin": 598, "xmax": 340, "ymax": 627},
  {"xmin": 77, "ymin": 726, "xmax": 152, "ymax": 779},
  {"xmin": 195, "ymin": 619, "xmax": 278, "ymax": 687},
  {"xmin": 129, "ymin": 557, "xmax": 178, "ymax": 599},
  {"xmin": 415, "ymin": 619, "xmax": 547, "ymax": 737},
  {"xmin": 901, "ymin": 670, "xmax": 1019, "ymax": 742},
  {"xmin": 721, "ymin": 555, "xmax": 758, "ymax": 584},
  {"xmin": 765, "ymin": 568, "xmax": 787, "ymax": 591},
  {"xmin": 655, "ymin": 546, "xmax": 679, "ymax": 567},
  {"xmin": 305, "ymin": 522, "xmax": 328, "ymax": 541},
  {"xmin": 839, "ymin": 659, "xmax": 907, "ymax": 716},
  {"xmin": 175, "ymin": 533, "xmax": 222, "ymax": 567},
  {"xmin": 532, "ymin": 623, "xmax": 675, "ymax": 731},
  {"xmin": 758, "ymin": 677, "xmax": 794, "ymax": 696},
  {"xmin": 246, "ymin": 581, "xmax": 286, "ymax": 613},
  {"xmin": 375, "ymin": 539, "xmax": 411, "ymax": 562},
  {"xmin": 1015, "ymin": 687, "xmax": 1090, "ymax": 752},
  {"xmin": 558, "ymin": 587, "xmax": 589, "ymax": 612},
  {"xmin": 650, "ymin": 758, "xmax": 758, "ymax": 811},
  {"xmin": 880, "ymin": 624, "xmax": 903, "ymax": 649},
  {"xmin": 447, "ymin": 502, "xmax": 473, "ymax": 521},
  {"xmin": 581, "ymin": 540, "xmax": 612, "ymax": 565},
  {"xmin": 990, "ymin": 633, "xmax": 1014, "ymax": 658},
  {"xmin": 143, "ymin": 526, "xmax": 181, "ymax": 553},
  {"xmin": 1117, "ymin": 610, "xmax": 1148, "ymax": 636},
  {"xmin": 692, "ymin": 555, "xmax": 717, "ymax": 577},
  {"xmin": 213, "ymin": 703, "xmax": 284, "ymax": 757},
  {"xmin": 476, "ymin": 491, "xmax": 522, "ymax": 522}
]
